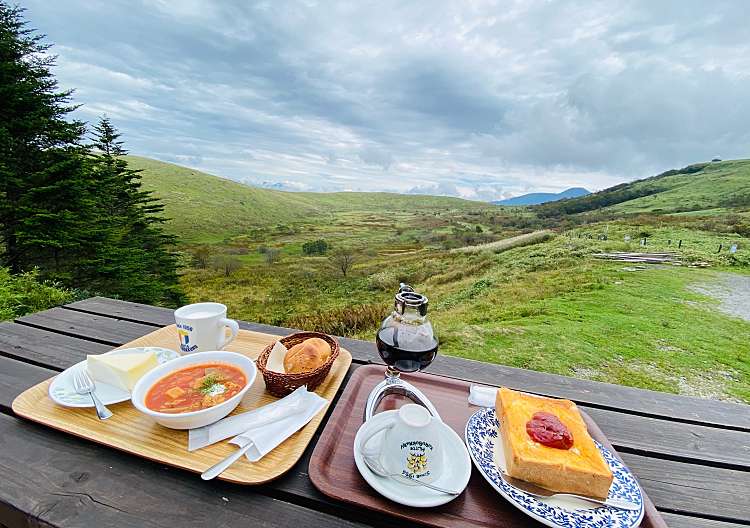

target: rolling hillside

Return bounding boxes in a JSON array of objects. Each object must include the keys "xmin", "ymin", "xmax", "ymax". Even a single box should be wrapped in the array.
[
  {"xmin": 535, "ymin": 159, "xmax": 750, "ymax": 217},
  {"xmin": 493, "ymin": 187, "xmax": 590, "ymax": 206},
  {"xmin": 127, "ymin": 156, "xmax": 488, "ymax": 242}
]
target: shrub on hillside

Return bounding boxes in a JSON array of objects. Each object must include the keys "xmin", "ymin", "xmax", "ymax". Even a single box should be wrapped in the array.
[
  {"xmin": 0, "ymin": 268, "xmax": 74, "ymax": 321},
  {"xmin": 211, "ymin": 255, "xmax": 242, "ymax": 276},
  {"xmin": 366, "ymin": 268, "xmax": 423, "ymax": 291},
  {"xmin": 329, "ymin": 248, "xmax": 358, "ymax": 277},
  {"xmin": 264, "ymin": 248, "xmax": 281, "ymax": 264},
  {"xmin": 192, "ymin": 246, "xmax": 213, "ymax": 268},
  {"xmin": 302, "ymin": 239, "xmax": 329, "ymax": 256}
]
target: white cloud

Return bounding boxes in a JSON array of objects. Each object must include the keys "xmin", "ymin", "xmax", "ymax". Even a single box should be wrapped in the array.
[{"xmin": 20, "ymin": 0, "xmax": 750, "ymax": 200}]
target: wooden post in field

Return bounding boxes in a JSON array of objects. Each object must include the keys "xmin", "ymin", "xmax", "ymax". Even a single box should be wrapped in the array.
[{"xmin": 678, "ymin": 240, "xmax": 682, "ymax": 248}]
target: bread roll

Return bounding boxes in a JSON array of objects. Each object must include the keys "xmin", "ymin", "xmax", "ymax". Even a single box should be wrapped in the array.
[{"xmin": 283, "ymin": 338, "xmax": 332, "ymax": 374}]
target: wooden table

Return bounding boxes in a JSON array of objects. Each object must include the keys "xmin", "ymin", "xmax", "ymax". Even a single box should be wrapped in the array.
[{"xmin": 1, "ymin": 297, "xmax": 748, "ymax": 528}]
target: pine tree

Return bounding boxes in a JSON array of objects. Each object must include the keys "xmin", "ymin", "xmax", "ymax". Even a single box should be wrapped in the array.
[
  {"xmin": 0, "ymin": 3, "xmax": 92, "ymax": 279},
  {"xmin": 0, "ymin": 5, "xmax": 184, "ymax": 306},
  {"xmin": 85, "ymin": 117, "xmax": 185, "ymax": 305}
]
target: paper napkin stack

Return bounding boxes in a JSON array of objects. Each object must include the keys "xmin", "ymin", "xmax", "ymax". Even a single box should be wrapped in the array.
[
  {"xmin": 189, "ymin": 385, "xmax": 327, "ymax": 461},
  {"xmin": 468, "ymin": 384, "xmax": 498, "ymax": 407}
]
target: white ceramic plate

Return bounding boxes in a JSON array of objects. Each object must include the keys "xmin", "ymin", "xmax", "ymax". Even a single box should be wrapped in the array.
[
  {"xmin": 353, "ymin": 410, "xmax": 471, "ymax": 508},
  {"xmin": 465, "ymin": 407, "xmax": 644, "ymax": 528},
  {"xmin": 48, "ymin": 347, "xmax": 180, "ymax": 408}
]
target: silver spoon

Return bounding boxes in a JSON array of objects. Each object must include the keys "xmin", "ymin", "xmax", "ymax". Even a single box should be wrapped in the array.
[
  {"xmin": 362, "ymin": 455, "xmax": 461, "ymax": 495},
  {"xmin": 201, "ymin": 442, "xmax": 254, "ymax": 480},
  {"xmin": 499, "ymin": 471, "xmax": 640, "ymax": 511}
]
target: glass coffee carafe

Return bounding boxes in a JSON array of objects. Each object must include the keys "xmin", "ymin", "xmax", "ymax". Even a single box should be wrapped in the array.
[{"xmin": 364, "ymin": 284, "xmax": 441, "ymax": 421}]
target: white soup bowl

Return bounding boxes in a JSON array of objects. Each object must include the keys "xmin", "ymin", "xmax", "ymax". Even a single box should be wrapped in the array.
[{"xmin": 131, "ymin": 351, "xmax": 256, "ymax": 429}]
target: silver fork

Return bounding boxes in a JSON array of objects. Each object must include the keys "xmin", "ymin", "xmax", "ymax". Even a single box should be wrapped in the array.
[
  {"xmin": 499, "ymin": 471, "xmax": 640, "ymax": 511},
  {"xmin": 73, "ymin": 369, "xmax": 113, "ymax": 420}
]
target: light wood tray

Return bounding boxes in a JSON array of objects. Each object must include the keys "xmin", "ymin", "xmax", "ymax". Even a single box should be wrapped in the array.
[{"xmin": 12, "ymin": 325, "xmax": 352, "ymax": 484}]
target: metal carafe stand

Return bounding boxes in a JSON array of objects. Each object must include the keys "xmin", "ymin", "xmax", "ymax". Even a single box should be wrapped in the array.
[{"xmin": 364, "ymin": 284, "xmax": 441, "ymax": 421}]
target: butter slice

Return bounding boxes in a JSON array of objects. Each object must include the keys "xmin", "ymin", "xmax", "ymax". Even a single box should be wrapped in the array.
[{"xmin": 86, "ymin": 352, "xmax": 158, "ymax": 391}]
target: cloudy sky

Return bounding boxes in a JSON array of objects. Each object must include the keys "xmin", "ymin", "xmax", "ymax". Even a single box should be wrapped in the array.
[{"xmin": 22, "ymin": 0, "xmax": 750, "ymax": 200}]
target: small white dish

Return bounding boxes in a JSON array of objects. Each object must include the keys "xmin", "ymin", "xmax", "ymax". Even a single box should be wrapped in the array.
[
  {"xmin": 131, "ymin": 351, "xmax": 257, "ymax": 430},
  {"xmin": 353, "ymin": 409, "xmax": 471, "ymax": 508},
  {"xmin": 48, "ymin": 347, "xmax": 180, "ymax": 408},
  {"xmin": 465, "ymin": 407, "xmax": 645, "ymax": 528}
]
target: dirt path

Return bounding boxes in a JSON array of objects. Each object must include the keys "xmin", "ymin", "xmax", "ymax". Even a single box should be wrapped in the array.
[{"xmin": 691, "ymin": 272, "xmax": 750, "ymax": 321}]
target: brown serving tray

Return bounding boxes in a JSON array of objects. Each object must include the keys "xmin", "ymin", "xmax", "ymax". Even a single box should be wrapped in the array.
[
  {"xmin": 309, "ymin": 365, "xmax": 666, "ymax": 528},
  {"xmin": 12, "ymin": 325, "xmax": 352, "ymax": 484}
]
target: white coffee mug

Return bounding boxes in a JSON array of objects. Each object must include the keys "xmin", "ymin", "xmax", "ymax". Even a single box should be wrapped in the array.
[
  {"xmin": 359, "ymin": 404, "xmax": 444, "ymax": 484},
  {"xmin": 174, "ymin": 302, "xmax": 239, "ymax": 354}
]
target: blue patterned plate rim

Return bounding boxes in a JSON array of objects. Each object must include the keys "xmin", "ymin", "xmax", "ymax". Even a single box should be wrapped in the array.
[{"xmin": 465, "ymin": 407, "xmax": 644, "ymax": 528}]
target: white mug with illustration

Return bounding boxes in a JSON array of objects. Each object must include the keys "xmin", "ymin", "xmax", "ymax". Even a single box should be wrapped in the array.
[
  {"xmin": 358, "ymin": 403, "xmax": 444, "ymax": 484},
  {"xmin": 174, "ymin": 302, "xmax": 239, "ymax": 354}
]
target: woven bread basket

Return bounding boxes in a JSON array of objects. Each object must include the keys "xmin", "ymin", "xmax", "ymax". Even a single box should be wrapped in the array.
[{"xmin": 256, "ymin": 332, "xmax": 340, "ymax": 397}]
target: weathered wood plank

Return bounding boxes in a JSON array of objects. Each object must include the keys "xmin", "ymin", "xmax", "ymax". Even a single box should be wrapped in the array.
[
  {"xmin": 583, "ymin": 406, "xmax": 750, "ymax": 470},
  {"xmin": 64, "ymin": 297, "xmax": 174, "ymax": 326},
  {"xmin": 6, "ymin": 318, "xmax": 749, "ymax": 469},
  {"xmin": 0, "ymin": 413, "xmax": 371, "ymax": 528},
  {"xmin": 63, "ymin": 297, "xmax": 750, "ymax": 431},
  {"xmin": 0, "ymin": 357, "xmax": 53, "ymax": 412},
  {"xmin": 660, "ymin": 512, "xmax": 747, "ymax": 528},
  {"xmin": 621, "ymin": 452, "xmax": 750, "ymax": 522},
  {"xmin": 15, "ymin": 308, "xmax": 158, "ymax": 347},
  {"xmin": 424, "ymin": 358, "xmax": 750, "ymax": 431},
  {"xmin": 0, "ymin": 323, "xmax": 109, "ymax": 370}
]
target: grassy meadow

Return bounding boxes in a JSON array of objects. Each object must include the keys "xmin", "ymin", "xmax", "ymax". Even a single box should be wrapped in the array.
[
  {"xmin": 179, "ymin": 211, "xmax": 750, "ymax": 403},
  {"xmin": 131, "ymin": 156, "xmax": 750, "ymax": 403}
]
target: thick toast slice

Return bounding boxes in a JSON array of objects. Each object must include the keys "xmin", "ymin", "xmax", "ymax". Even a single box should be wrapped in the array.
[{"xmin": 496, "ymin": 387, "xmax": 613, "ymax": 499}]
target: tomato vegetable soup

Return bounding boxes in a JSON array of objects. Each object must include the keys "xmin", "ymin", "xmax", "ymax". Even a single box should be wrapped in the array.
[{"xmin": 145, "ymin": 362, "xmax": 246, "ymax": 413}]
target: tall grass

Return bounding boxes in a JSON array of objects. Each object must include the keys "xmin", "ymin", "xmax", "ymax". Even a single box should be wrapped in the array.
[
  {"xmin": 287, "ymin": 303, "xmax": 386, "ymax": 336},
  {"xmin": 450, "ymin": 230, "xmax": 554, "ymax": 254}
]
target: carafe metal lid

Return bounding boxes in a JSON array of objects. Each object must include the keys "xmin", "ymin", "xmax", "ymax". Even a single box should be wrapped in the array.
[{"xmin": 395, "ymin": 283, "xmax": 428, "ymax": 316}]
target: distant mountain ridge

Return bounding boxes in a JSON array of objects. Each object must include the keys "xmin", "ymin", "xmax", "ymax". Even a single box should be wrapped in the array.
[{"xmin": 493, "ymin": 187, "xmax": 590, "ymax": 206}]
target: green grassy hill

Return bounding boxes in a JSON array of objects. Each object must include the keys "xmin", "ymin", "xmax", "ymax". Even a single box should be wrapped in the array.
[
  {"xmin": 127, "ymin": 156, "xmax": 486, "ymax": 242},
  {"xmin": 535, "ymin": 159, "xmax": 750, "ymax": 217}
]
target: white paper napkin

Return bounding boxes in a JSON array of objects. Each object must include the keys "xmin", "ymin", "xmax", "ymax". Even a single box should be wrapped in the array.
[
  {"xmin": 266, "ymin": 340, "xmax": 288, "ymax": 373},
  {"xmin": 229, "ymin": 389, "xmax": 328, "ymax": 461},
  {"xmin": 188, "ymin": 386, "xmax": 327, "ymax": 456},
  {"xmin": 468, "ymin": 384, "xmax": 498, "ymax": 407}
]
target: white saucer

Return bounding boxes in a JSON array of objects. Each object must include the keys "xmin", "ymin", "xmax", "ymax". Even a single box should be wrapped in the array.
[
  {"xmin": 353, "ymin": 409, "xmax": 471, "ymax": 508},
  {"xmin": 48, "ymin": 347, "xmax": 180, "ymax": 408}
]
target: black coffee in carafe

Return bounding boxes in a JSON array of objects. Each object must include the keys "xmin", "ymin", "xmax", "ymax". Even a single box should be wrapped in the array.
[{"xmin": 376, "ymin": 284, "xmax": 438, "ymax": 373}]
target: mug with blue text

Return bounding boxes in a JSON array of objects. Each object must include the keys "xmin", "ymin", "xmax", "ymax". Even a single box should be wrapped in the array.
[{"xmin": 174, "ymin": 302, "xmax": 239, "ymax": 354}]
